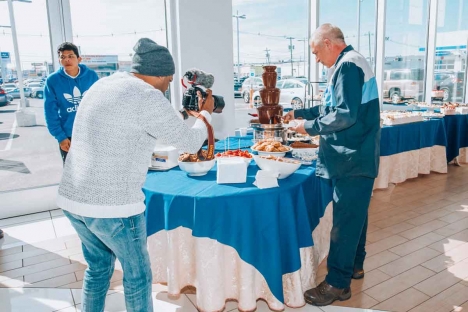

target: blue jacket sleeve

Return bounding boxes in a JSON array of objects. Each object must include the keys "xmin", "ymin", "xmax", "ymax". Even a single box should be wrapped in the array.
[
  {"xmin": 294, "ymin": 105, "xmax": 322, "ymax": 120},
  {"xmin": 304, "ymin": 62, "xmax": 363, "ymax": 136},
  {"xmin": 44, "ymin": 81, "xmax": 68, "ymax": 143}
]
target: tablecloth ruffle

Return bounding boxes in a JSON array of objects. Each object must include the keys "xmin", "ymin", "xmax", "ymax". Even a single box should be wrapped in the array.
[
  {"xmin": 147, "ymin": 202, "xmax": 333, "ymax": 312},
  {"xmin": 459, "ymin": 147, "xmax": 468, "ymax": 163},
  {"xmin": 374, "ymin": 145, "xmax": 447, "ymax": 189}
]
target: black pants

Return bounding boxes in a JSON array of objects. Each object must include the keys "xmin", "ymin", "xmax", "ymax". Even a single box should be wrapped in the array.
[
  {"xmin": 59, "ymin": 137, "xmax": 71, "ymax": 165},
  {"xmin": 325, "ymin": 176, "xmax": 374, "ymax": 289}
]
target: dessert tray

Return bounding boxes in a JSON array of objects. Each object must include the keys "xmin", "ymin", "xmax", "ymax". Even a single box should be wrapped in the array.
[{"xmin": 380, "ymin": 112, "xmax": 424, "ymax": 126}]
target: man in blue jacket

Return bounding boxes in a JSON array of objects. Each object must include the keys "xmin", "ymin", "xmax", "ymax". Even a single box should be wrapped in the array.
[
  {"xmin": 284, "ymin": 24, "xmax": 381, "ymax": 306},
  {"xmin": 44, "ymin": 42, "xmax": 99, "ymax": 164}
]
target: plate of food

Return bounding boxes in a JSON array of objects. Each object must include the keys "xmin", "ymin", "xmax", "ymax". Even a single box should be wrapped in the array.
[
  {"xmin": 178, "ymin": 152, "xmax": 216, "ymax": 176},
  {"xmin": 215, "ymin": 149, "xmax": 253, "ymax": 165},
  {"xmin": 251, "ymin": 139, "xmax": 292, "ymax": 157}
]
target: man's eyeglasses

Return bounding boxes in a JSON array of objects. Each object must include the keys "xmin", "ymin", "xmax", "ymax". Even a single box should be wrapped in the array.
[{"xmin": 59, "ymin": 55, "xmax": 77, "ymax": 60}]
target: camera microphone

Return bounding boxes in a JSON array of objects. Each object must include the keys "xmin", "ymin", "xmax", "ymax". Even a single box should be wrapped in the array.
[{"xmin": 185, "ymin": 68, "xmax": 214, "ymax": 88}]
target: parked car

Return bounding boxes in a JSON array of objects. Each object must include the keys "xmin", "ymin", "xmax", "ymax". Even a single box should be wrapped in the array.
[
  {"xmin": 383, "ymin": 68, "xmax": 424, "ymax": 102},
  {"xmin": 0, "ymin": 87, "xmax": 9, "ymax": 107},
  {"xmin": 241, "ymin": 77, "xmax": 263, "ymax": 103},
  {"xmin": 433, "ymin": 71, "xmax": 464, "ymax": 101},
  {"xmin": 2, "ymin": 83, "xmax": 17, "ymax": 90},
  {"xmin": 252, "ymin": 78, "xmax": 309, "ymax": 110},
  {"xmin": 6, "ymin": 87, "xmax": 32, "ymax": 98},
  {"xmin": 234, "ymin": 80, "xmax": 242, "ymax": 97},
  {"xmin": 29, "ymin": 83, "xmax": 45, "ymax": 99}
]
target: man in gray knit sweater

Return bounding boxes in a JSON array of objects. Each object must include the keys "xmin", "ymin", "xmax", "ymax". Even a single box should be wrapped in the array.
[{"xmin": 57, "ymin": 38, "xmax": 214, "ymax": 312}]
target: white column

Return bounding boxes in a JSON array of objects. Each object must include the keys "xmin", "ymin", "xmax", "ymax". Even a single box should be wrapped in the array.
[
  {"xmin": 375, "ymin": 0, "xmax": 387, "ymax": 110},
  {"xmin": 46, "ymin": 0, "xmax": 73, "ymax": 72},
  {"xmin": 309, "ymin": 0, "xmax": 320, "ymax": 107},
  {"xmin": 425, "ymin": 0, "xmax": 439, "ymax": 104},
  {"xmin": 166, "ymin": 0, "xmax": 235, "ymax": 138}
]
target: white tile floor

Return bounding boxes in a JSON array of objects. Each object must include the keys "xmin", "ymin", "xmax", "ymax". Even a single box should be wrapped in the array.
[
  {"xmin": 0, "ymin": 211, "xmax": 386, "ymax": 311},
  {"xmin": 0, "ymin": 287, "xmax": 385, "ymax": 312},
  {"xmin": 1, "ymin": 164, "xmax": 468, "ymax": 311}
]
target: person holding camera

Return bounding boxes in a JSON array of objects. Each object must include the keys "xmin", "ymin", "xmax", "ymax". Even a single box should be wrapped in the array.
[{"xmin": 56, "ymin": 38, "xmax": 214, "ymax": 312}]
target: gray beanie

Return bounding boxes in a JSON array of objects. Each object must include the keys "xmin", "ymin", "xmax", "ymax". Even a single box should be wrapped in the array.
[{"xmin": 130, "ymin": 38, "xmax": 175, "ymax": 76}]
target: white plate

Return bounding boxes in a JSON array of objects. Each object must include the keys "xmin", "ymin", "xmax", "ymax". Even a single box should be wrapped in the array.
[
  {"xmin": 148, "ymin": 163, "xmax": 178, "ymax": 171},
  {"xmin": 251, "ymin": 146, "xmax": 293, "ymax": 157}
]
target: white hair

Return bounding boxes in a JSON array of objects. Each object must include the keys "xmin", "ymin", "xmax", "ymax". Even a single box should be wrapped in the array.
[{"xmin": 309, "ymin": 23, "xmax": 346, "ymax": 46}]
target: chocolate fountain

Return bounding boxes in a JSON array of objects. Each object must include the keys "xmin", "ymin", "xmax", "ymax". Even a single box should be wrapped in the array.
[{"xmin": 252, "ymin": 66, "xmax": 287, "ymax": 142}]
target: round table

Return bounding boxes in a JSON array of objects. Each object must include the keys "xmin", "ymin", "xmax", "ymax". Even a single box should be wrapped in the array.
[{"xmin": 142, "ymin": 160, "xmax": 333, "ymax": 311}]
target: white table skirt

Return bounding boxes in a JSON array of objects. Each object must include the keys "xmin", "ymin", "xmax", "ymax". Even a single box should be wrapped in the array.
[
  {"xmin": 459, "ymin": 147, "xmax": 468, "ymax": 163},
  {"xmin": 147, "ymin": 201, "xmax": 333, "ymax": 312},
  {"xmin": 374, "ymin": 145, "xmax": 447, "ymax": 190}
]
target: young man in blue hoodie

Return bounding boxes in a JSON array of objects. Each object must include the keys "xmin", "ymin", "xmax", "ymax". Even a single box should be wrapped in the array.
[{"xmin": 44, "ymin": 42, "xmax": 99, "ymax": 163}]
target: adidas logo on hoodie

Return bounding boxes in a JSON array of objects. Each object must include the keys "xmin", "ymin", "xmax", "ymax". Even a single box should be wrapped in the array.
[{"xmin": 65, "ymin": 87, "xmax": 88, "ymax": 113}]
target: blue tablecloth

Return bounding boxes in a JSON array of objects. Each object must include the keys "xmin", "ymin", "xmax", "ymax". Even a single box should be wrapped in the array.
[
  {"xmin": 443, "ymin": 115, "xmax": 468, "ymax": 162},
  {"xmin": 143, "ymin": 160, "xmax": 333, "ymax": 303},
  {"xmin": 380, "ymin": 119, "xmax": 448, "ymax": 157}
]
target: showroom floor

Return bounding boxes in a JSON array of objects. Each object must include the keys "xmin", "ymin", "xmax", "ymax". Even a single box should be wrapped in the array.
[{"xmin": 0, "ymin": 164, "xmax": 467, "ymax": 312}]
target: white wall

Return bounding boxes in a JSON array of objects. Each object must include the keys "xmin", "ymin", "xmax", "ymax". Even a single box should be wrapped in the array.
[{"xmin": 166, "ymin": 0, "xmax": 235, "ymax": 139}]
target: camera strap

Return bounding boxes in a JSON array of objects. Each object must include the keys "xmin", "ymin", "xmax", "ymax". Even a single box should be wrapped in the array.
[{"xmin": 187, "ymin": 110, "xmax": 215, "ymax": 160}]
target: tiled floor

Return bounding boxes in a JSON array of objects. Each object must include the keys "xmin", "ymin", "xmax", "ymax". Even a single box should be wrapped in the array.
[{"xmin": 0, "ymin": 164, "xmax": 468, "ymax": 311}]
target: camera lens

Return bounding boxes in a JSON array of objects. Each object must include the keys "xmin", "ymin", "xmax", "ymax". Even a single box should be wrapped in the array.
[{"xmin": 212, "ymin": 95, "xmax": 225, "ymax": 113}]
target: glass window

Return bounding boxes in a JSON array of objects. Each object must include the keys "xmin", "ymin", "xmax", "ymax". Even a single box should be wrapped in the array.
[
  {"xmin": 232, "ymin": 0, "xmax": 309, "ymax": 122},
  {"xmin": 432, "ymin": 0, "xmax": 468, "ymax": 102},
  {"xmin": 382, "ymin": 0, "xmax": 429, "ymax": 104},
  {"xmin": 70, "ymin": 0, "xmax": 167, "ymax": 78},
  {"xmin": 0, "ymin": 0, "xmax": 54, "ymax": 193}
]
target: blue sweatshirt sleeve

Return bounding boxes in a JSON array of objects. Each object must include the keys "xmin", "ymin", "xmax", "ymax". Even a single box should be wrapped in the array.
[
  {"xmin": 294, "ymin": 105, "xmax": 322, "ymax": 120},
  {"xmin": 44, "ymin": 81, "xmax": 68, "ymax": 143},
  {"xmin": 304, "ymin": 62, "xmax": 363, "ymax": 136}
]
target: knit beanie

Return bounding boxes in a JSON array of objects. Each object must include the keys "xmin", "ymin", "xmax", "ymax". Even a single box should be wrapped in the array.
[{"xmin": 130, "ymin": 38, "xmax": 175, "ymax": 76}]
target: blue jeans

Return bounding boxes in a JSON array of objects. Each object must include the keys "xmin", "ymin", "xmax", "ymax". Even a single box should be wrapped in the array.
[
  {"xmin": 325, "ymin": 176, "xmax": 374, "ymax": 289},
  {"xmin": 63, "ymin": 211, "xmax": 153, "ymax": 312}
]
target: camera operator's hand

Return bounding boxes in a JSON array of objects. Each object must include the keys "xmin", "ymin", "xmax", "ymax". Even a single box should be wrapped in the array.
[{"xmin": 198, "ymin": 89, "xmax": 214, "ymax": 114}]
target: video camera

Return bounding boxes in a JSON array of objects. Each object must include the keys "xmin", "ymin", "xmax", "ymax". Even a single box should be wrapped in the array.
[{"xmin": 180, "ymin": 69, "xmax": 225, "ymax": 119}]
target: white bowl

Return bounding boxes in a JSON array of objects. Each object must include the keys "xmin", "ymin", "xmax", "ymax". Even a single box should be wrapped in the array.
[
  {"xmin": 178, "ymin": 159, "xmax": 216, "ymax": 176},
  {"xmin": 253, "ymin": 155, "xmax": 301, "ymax": 179},
  {"xmin": 251, "ymin": 146, "xmax": 292, "ymax": 157}
]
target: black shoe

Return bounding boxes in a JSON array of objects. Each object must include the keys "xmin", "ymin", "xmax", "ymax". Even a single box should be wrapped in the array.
[
  {"xmin": 0, "ymin": 229, "xmax": 4, "ymax": 239},
  {"xmin": 353, "ymin": 268, "xmax": 365, "ymax": 279},
  {"xmin": 304, "ymin": 280, "xmax": 351, "ymax": 306}
]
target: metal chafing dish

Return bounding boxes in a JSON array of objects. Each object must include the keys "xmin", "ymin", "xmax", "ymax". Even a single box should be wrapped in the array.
[{"xmin": 249, "ymin": 122, "xmax": 288, "ymax": 143}]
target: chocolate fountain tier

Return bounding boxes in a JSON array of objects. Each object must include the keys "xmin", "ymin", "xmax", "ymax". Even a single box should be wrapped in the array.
[
  {"xmin": 257, "ymin": 104, "xmax": 283, "ymax": 125},
  {"xmin": 262, "ymin": 66, "xmax": 278, "ymax": 88},
  {"xmin": 259, "ymin": 87, "xmax": 280, "ymax": 104}
]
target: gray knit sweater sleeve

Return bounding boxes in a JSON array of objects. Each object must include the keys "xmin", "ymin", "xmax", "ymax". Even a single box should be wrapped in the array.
[
  {"xmin": 140, "ymin": 88, "xmax": 210, "ymax": 155},
  {"xmin": 56, "ymin": 72, "xmax": 212, "ymax": 218}
]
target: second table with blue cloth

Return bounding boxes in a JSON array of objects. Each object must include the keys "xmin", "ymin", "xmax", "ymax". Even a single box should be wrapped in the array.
[
  {"xmin": 380, "ymin": 118, "xmax": 448, "ymax": 156},
  {"xmin": 143, "ymin": 154, "xmax": 333, "ymax": 304},
  {"xmin": 443, "ymin": 115, "xmax": 468, "ymax": 162}
]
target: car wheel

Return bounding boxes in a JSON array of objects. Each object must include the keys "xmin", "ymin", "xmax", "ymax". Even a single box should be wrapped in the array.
[
  {"xmin": 441, "ymin": 88, "xmax": 450, "ymax": 101},
  {"xmin": 253, "ymin": 96, "xmax": 261, "ymax": 108},
  {"xmin": 291, "ymin": 98, "xmax": 304, "ymax": 110},
  {"xmin": 243, "ymin": 92, "xmax": 250, "ymax": 103},
  {"xmin": 390, "ymin": 91, "xmax": 401, "ymax": 103},
  {"xmin": 37, "ymin": 92, "xmax": 44, "ymax": 99}
]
